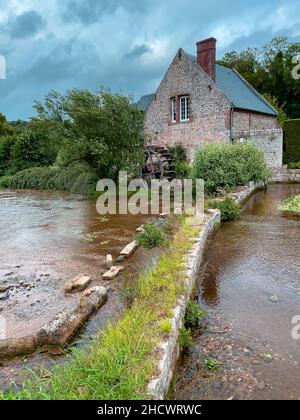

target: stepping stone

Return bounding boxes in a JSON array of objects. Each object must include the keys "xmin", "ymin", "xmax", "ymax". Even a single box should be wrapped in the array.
[
  {"xmin": 106, "ymin": 254, "xmax": 113, "ymax": 268},
  {"xmin": 103, "ymin": 266, "xmax": 124, "ymax": 280},
  {"xmin": 120, "ymin": 240, "xmax": 138, "ymax": 257},
  {"xmin": 64, "ymin": 275, "xmax": 91, "ymax": 293}
]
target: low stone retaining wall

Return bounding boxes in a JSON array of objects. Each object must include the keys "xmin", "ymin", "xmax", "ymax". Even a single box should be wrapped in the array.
[
  {"xmin": 147, "ymin": 181, "xmax": 264, "ymax": 399},
  {"xmin": 0, "ymin": 286, "xmax": 107, "ymax": 360},
  {"xmin": 271, "ymin": 166, "xmax": 300, "ymax": 183}
]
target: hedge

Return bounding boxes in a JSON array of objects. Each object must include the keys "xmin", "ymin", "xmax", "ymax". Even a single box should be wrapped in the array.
[
  {"xmin": 283, "ymin": 119, "xmax": 300, "ymax": 163},
  {"xmin": 193, "ymin": 142, "xmax": 270, "ymax": 194}
]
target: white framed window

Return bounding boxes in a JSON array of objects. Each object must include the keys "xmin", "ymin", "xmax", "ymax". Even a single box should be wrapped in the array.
[
  {"xmin": 180, "ymin": 95, "xmax": 190, "ymax": 122},
  {"xmin": 171, "ymin": 97, "xmax": 177, "ymax": 123}
]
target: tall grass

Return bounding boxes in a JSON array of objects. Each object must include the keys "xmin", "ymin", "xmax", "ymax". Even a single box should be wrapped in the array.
[
  {"xmin": 6, "ymin": 165, "xmax": 98, "ymax": 196},
  {"xmin": 0, "ymin": 218, "xmax": 198, "ymax": 400}
]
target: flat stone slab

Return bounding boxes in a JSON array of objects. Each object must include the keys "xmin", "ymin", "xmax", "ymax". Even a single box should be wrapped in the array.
[
  {"xmin": 64, "ymin": 274, "xmax": 91, "ymax": 293},
  {"xmin": 120, "ymin": 240, "xmax": 138, "ymax": 257},
  {"xmin": 106, "ymin": 254, "xmax": 113, "ymax": 268},
  {"xmin": 103, "ymin": 266, "xmax": 124, "ymax": 280},
  {"xmin": 0, "ymin": 286, "xmax": 107, "ymax": 360}
]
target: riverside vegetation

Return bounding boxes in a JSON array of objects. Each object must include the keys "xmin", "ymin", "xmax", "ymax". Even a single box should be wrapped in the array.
[
  {"xmin": 0, "ymin": 216, "xmax": 200, "ymax": 400},
  {"xmin": 0, "ymin": 89, "xmax": 144, "ymax": 195}
]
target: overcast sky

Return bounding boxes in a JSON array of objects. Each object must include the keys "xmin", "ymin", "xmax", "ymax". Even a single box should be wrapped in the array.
[{"xmin": 0, "ymin": 0, "xmax": 300, "ymax": 120}]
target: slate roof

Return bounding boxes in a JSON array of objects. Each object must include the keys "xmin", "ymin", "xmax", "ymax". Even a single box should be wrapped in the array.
[{"xmin": 137, "ymin": 53, "xmax": 277, "ymax": 116}]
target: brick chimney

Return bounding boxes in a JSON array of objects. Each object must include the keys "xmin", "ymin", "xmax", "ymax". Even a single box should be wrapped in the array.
[{"xmin": 196, "ymin": 37, "xmax": 217, "ymax": 82}]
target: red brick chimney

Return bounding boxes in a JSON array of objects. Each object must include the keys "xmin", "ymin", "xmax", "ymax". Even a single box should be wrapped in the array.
[{"xmin": 196, "ymin": 37, "xmax": 217, "ymax": 82}]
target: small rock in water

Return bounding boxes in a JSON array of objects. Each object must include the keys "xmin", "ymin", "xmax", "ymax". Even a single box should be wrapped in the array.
[
  {"xmin": 64, "ymin": 274, "xmax": 91, "ymax": 293},
  {"xmin": 0, "ymin": 285, "xmax": 10, "ymax": 293},
  {"xmin": 268, "ymin": 294, "xmax": 279, "ymax": 303},
  {"xmin": 257, "ymin": 381, "xmax": 265, "ymax": 390},
  {"xmin": 103, "ymin": 266, "xmax": 124, "ymax": 280}
]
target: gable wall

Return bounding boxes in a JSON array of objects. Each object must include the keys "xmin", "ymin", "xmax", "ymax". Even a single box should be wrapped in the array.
[
  {"xmin": 144, "ymin": 50, "xmax": 232, "ymax": 159},
  {"xmin": 233, "ymin": 109, "xmax": 278, "ymax": 133}
]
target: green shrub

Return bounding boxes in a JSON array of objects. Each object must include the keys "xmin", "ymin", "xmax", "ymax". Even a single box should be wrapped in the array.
[
  {"xmin": 0, "ymin": 175, "xmax": 13, "ymax": 188},
  {"xmin": 10, "ymin": 128, "xmax": 57, "ymax": 173},
  {"xmin": 287, "ymin": 161, "xmax": 300, "ymax": 169},
  {"xmin": 193, "ymin": 142, "xmax": 270, "ymax": 194},
  {"xmin": 283, "ymin": 119, "xmax": 300, "ymax": 163},
  {"xmin": 168, "ymin": 142, "xmax": 187, "ymax": 163},
  {"xmin": 185, "ymin": 301, "xmax": 207, "ymax": 328},
  {"xmin": 278, "ymin": 195, "xmax": 300, "ymax": 213},
  {"xmin": 209, "ymin": 197, "xmax": 241, "ymax": 221},
  {"xmin": 160, "ymin": 319, "xmax": 172, "ymax": 334},
  {"xmin": 0, "ymin": 135, "xmax": 16, "ymax": 175},
  {"xmin": 178, "ymin": 325, "xmax": 192, "ymax": 349},
  {"xmin": 175, "ymin": 161, "xmax": 191, "ymax": 178},
  {"xmin": 8, "ymin": 165, "xmax": 97, "ymax": 195},
  {"xmin": 136, "ymin": 223, "xmax": 166, "ymax": 249}
]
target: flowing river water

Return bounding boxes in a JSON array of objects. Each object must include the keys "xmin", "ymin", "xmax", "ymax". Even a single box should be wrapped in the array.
[
  {"xmin": 0, "ymin": 189, "xmax": 154, "ymax": 389},
  {"xmin": 174, "ymin": 183, "xmax": 300, "ymax": 400}
]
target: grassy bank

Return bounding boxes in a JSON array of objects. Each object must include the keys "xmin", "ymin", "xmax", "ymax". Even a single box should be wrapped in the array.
[
  {"xmin": 0, "ymin": 217, "xmax": 198, "ymax": 400},
  {"xmin": 278, "ymin": 195, "xmax": 300, "ymax": 213},
  {"xmin": 0, "ymin": 165, "xmax": 98, "ymax": 196}
]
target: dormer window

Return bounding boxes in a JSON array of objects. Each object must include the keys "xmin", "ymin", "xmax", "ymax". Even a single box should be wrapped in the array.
[{"xmin": 180, "ymin": 95, "xmax": 190, "ymax": 122}]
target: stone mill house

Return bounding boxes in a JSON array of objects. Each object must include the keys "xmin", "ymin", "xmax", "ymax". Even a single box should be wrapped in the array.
[{"xmin": 138, "ymin": 37, "xmax": 283, "ymax": 168}]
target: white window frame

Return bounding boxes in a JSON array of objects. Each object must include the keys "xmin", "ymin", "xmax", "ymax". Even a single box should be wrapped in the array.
[
  {"xmin": 171, "ymin": 97, "xmax": 177, "ymax": 123},
  {"xmin": 180, "ymin": 95, "xmax": 190, "ymax": 122}
]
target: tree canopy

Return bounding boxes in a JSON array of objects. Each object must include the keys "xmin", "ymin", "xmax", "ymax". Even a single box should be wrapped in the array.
[{"xmin": 217, "ymin": 36, "xmax": 300, "ymax": 119}]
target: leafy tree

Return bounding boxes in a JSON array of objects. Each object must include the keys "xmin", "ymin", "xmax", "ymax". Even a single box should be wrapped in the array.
[
  {"xmin": 34, "ymin": 89, "xmax": 145, "ymax": 179},
  {"xmin": 10, "ymin": 127, "xmax": 57, "ymax": 172},
  {"xmin": 262, "ymin": 93, "xmax": 286, "ymax": 126},
  {"xmin": 0, "ymin": 113, "xmax": 14, "ymax": 136},
  {"xmin": 217, "ymin": 36, "xmax": 300, "ymax": 118}
]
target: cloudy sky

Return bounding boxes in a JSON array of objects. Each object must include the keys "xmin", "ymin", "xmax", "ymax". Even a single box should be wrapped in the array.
[{"xmin": 0, "ymin": 0, "xmax": 300, "ymax": 120}]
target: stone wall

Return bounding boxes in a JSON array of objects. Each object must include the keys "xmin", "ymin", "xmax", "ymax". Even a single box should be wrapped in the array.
[
  {"xmin": 234, "ymin": 129, "xmax": 283, "ymax": 168},
  {"xmin": 233, "ymin": 110, "xmax": 278, "ymax": 132},
  {"xmin": 144, "ymin": 49, "xmax": 231, "ymax": 159},
  {"xmin": 271, "ymin": 166, "xmax": 300, "ymax": 183}
]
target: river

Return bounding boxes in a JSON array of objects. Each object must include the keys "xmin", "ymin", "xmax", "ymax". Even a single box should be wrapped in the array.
[{"xmin": 174, "ymin": 184, "xmax": 300, "ymax": 400}]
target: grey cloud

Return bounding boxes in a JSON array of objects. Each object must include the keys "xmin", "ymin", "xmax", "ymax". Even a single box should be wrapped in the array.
[
  {"xmin": 62, "ymin": 0, "xmax": 147, "ymax": 24},
  {"xmin": 10, "ymin": 11, "xmax": 45, "ymax": 39},
  {"xmin": 123, "ymin": 44, "xmax": 151, "ymax": 61}
]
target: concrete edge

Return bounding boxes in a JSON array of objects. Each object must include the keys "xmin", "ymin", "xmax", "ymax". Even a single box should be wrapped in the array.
[{"xmin": 146, "ymin": 181, "xmax": 264, "ymax": 400}]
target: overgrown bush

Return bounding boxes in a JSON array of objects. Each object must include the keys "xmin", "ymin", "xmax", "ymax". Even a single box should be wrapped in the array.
[
  {"xmin": 185, "ymin": 301, "xmax": 207, "ymax": 328},
  {"xmin": 193, "ymin": 142, "xmax": 270, "ymax": 194},
  {"xmin": 8, "ymin": 164, "xmax": 97, "ymax": 195},
  {"xmin": 168, "ymin": 142, "xmax": 187, "ymax": 163},
  {"xmin": 209, "ymin": 197, "xmax": 241, "ymax": 221},
  {"xmin": 178, "ymin": 325, "xmax": 192, "ymax": 349},
  {"xmin": 287, "ymin": 162, "xmax": 300, "ymax": 169},
  {"xmin": 10, "ymin": 128, "xmax": 57, "ymax": 173},
  {"xmin": 136, "ymin": 223, "xmax": 166, "ymax": 249},
  {"xmin": 0, "ymin": 135, "xmax": 16, "ymax": 175},
  {"xmin": 283, "ymin": 119, "xmax": 300, "ymax": 163},
  {"xmin": 175, "ymin": 161, "xmax": 191, "ymax": 178}
]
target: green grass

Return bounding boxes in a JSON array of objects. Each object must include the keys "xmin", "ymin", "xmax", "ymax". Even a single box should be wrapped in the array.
[
  {"xmin": 278, "ymin": 195, "xmax": 300, "ymax": 213},
  {"xmin": 0, "ymin": 217, "xmax": 199, "ymax": 400}
]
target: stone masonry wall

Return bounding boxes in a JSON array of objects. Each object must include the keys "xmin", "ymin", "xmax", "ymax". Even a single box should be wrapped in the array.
[
  {"xmin": 144, "ymin": 49, "xmax": 232, "ymax": 159},
  {"xmin": 233, "ymin": 110, "xmax": 278, "ymax": 132},
  {"xmin": 235, "ymin": 129, "xmax": 283, "ymax": 168}
]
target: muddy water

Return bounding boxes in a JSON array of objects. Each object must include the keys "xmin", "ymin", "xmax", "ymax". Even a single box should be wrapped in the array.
[
  {"xmin": 0, "ymin": 189, "xmax": 156, "ymax": 388},
  {"xmin": 175, "ymin": 184, "xmax": 300, "ymax": 400}
]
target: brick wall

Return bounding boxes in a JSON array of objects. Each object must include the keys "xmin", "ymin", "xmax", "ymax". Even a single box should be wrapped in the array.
[
  {"xmin": 144, "ymin": 49, "xmax": 232, "ymax": 159},
  {"xmin": 233, "ymin": 109, "xmax": 278, "ymax": 132}
]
